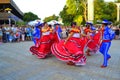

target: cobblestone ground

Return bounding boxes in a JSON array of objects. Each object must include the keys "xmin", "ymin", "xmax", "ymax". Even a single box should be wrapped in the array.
[{"xmin": 0, "ymin": 40, "xmax": 120, "ymax": 80}]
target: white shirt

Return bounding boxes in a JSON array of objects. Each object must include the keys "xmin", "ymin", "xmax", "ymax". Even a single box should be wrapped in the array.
[
  {"xmin": 42, "ymin": 31, "xmax": 50, "ymax": 35},
  {"xmin": 72, "ymin": 33, "xmax": 80, "ymax": 38}
]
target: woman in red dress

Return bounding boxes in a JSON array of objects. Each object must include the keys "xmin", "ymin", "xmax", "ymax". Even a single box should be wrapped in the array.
[
  {"xmin": 30, "ymin": 22, "xmax": 53, "ymax": 59},
  {"xmin": 51, "ymin": 22, "xmax": 87, "ymax": 66},
  {"xmin": 85, "ymin": 22, "xmax": 101, "ymax": 56}
]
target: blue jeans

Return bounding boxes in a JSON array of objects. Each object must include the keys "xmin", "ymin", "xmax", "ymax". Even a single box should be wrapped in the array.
[{"xmin": 6, "ymin": 34, "xmax": 10, "ymax": 42}]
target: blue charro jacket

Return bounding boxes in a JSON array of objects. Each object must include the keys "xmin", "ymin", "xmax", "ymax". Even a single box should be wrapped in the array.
[{"xmin": 103, "ymin": 26, "xmax": 115, "ymax": 40}]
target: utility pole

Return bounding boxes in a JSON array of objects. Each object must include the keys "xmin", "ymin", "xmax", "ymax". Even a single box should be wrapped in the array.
[
  {"xmin": 115, "ymin": 3, "xmax": 120, "ymax": 22},
  {"xmin": 87, "ymin": 0, "xmax": 94, "ymax": 22}
]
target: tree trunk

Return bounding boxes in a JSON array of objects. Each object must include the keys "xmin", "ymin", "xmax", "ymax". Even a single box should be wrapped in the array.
[{"xmin": 83, "ymin": 1, "xmax": 87, "ymax": 22}]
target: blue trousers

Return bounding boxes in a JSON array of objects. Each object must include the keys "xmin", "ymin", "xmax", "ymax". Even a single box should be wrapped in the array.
[
  {"xmin": 32, "ymin": 38, "xmax": 36, "ymax": 45},
  {"xmin": 99, "ymin": 42, "xmax": 111, "ymax": 66}
]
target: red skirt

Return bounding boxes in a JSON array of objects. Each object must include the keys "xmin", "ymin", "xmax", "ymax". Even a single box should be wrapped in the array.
[
  {"xmin": 87, "ymin": 32, "xmax": 101, "ymax": 53},
  {"xmin": 51, "ymin": 37, "xmax": 87, "ymax": 65},
  {"xmin": 52, "ymin": 32, "xmax": 59, "ymax": 43},
  {"xmin": 30, "ymin": 35, "xmax": 52, "ymax": 58}
]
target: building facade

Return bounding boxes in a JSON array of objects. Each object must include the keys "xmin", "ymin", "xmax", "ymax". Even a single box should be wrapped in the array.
[{"xmin": 0, "ymin": 0, "xmax": 23, "ymax": 25}]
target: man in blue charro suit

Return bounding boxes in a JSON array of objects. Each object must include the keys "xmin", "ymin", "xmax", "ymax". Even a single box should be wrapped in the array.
[{"xmin": 99, "ymin": 20, "xmax": 115, "ymax": 68}]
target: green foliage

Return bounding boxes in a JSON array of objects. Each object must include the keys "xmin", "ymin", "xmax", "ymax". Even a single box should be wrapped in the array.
[
  {"xmin": 60, "ymin": 0, "xmax": 86, "ymax": 25},
  {"xmin": 106, "ymin": 2, "xmax": 116, "ymax": 22},
  {"xmin": 73, "ymin": 15, "xmax": 83, "ymax": 26},
  {"xmin": 94, "ymin": 0, "xmax": 117, "ymax": 23},
  {"xmin": 66, "ymin": 0, "xmax": 77, "ymax": 15},
  {"xmin": 94, "ymin": 0, "xmax": 105, "ymax": 21},
  {"xmin": 43, "ymin": 14, "xmax": 59, "ymax": 22},
  {"xmin": 59, "ymin": 5, "xmax": 75, "ymax": 26},
  {"xmin": 60, "ymin": 0, "xmax": 118, "ymax": 25},
  {"xmin": 114, "ymin": 21, "xmax": 120, "ymax": 25},
  {"xmin": 16, "ymin": 21, "xmax": 26, "ymax": 26},
  {"xmin": 23, "ymin": 12, "xmax": 39, "ymax": 22},
  {"xmin": 115, "ymin": 0, "xmax": 120, "ymax": 2}
]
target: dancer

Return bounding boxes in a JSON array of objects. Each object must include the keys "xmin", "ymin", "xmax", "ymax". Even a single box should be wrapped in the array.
[
  {"xmin": 99, "ymin": 20, "xmax": 115, "ymax": 68},
  {"xmin": 85, "ymin": 22, "xmax": 101, "ymax": 56},
  {"xmin": 32, "ymin": 22, "xmax": 42, "ymax": 47},
  {"xmin": 30, "ymin": 22, "xmax": 52, "ymax": 59},
  {"xmin": 53, "ymin": 23, "xmax": 62, "ymax": 43},
  {"xmin": 48, "ymin": 23, "xmax": 62, "ymax": 45},
  {"xmin": 51, "ymin": 22, "xmax": 87, "ymax": 66}
]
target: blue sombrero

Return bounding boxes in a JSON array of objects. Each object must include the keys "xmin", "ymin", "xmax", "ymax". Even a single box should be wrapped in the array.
[
  {"xmin": 102, "ymin": 20, "xmax": 109, "ymax": 24},
  {"xmin": 86, "ymin": 22, "xmax": 93, "ymax": 26},
  {"xmin": 108, "ymin": 21, "xmax": 112, "ymax": 25},
  {"xmin": 35, "ymin": 22, "xmax": 43, "ymax": 28}
]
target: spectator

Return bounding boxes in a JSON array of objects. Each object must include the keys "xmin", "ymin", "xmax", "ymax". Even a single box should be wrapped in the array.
[
  {"xmin": 2, "ymin": 26, "xmax": 7, "ymax": 43},
  {"xmin": 61, "ymin": 26, "xmax": 67, "ymax": 39},
  {"xmin": 119, "ymin": 26, "xmax": 120, "ymax": 39},
  {"xmin": 0, "ymin": 26, "xmax": 3, "ymax": 43},
  {"xmin": 9, "ymin": 32, "xmax": 14, "ymax": 42},
  {"xmin": 21, "ymin": 26, "xmax": 26, "ymax": 41},
  {"xmin": 5, "ymin": 25, "xmax": 11, "ymax": 42},
  {"xmin": 25, "ymin": 26, "xmax": 32, "ymax": 41},
  {"xmin": 16, "ymin": 27, "xmax": 21, "ymax": 42},
  {"xmin": 115, "ymin": 27, "xmax": 119, "ymax": 40}
]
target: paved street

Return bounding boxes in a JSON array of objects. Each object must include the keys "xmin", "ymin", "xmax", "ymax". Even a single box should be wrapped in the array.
[{"xmin": 0, "ymin": 40, "xmax": 120, "ymax": 80}]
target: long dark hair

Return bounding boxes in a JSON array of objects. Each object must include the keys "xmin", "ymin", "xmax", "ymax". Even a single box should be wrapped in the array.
[{"xmin": 71, "ymin": 22, "xmax": 76, "ymax": 27}]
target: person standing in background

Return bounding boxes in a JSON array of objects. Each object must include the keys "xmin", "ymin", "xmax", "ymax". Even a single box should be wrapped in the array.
[
  {"xmin": 2, "ymin": 26, "xmax": 7, "ymax": 43},
  {"xmin": 115, "ymin": 26, "xmax": 120, "ymax": 40},
  {"xmin": 5, "ymin": 25, "xmax": 11, "ymax": 42},
  {"xmin": 21, "ymin": 26, "xmax": 26, "ymax": 41},
  {"xmin": 0, "ymin": 25, "xmax": 3, "ymax": 43}
]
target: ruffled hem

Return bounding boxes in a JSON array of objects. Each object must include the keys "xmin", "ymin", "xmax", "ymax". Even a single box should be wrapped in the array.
[
  {"xmin": 30, "ymin": 46, "xmax": 51, "ymax": 58},
  {"xmin": 86, "ymin": 32, "xmax": 101, "ymax": 53},
  {"xmin": 51, "ymin": 41, "xmax": 86, "ymax": 65}
]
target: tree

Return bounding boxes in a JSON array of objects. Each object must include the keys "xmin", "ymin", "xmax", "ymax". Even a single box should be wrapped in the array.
[
  {"xmin": 80, "ymin": 0, "xmax": 87, "ymax": 22},
  {"xmin": 59, "ymin": 5, "xmax": 75, "ymax": 26},
  {"xmin": 60, "ymin": 0, "xmax": 117, "ymax": 25},
  {"xmin": 94, "ymin": 0, "xmax": 105, "ymax": 22},
  {"xmin": 43, "ymin": 14, "xmax": 59, "ymax": 22},
  {"xmin": 66, "ymin": 0, "xmax": 77, "ymax": 15},
  {"xmin": 16, "ymin": 21, "xmax": 26, "ymax": 26},
  {"xmin": 23, "ymin": 12, "xmax": 39, "ymax": 22},
  {"xmin": 115, "ymin": 0, "xmax": 120, "ymax": 2},
  {"xmin": 61, "ymin": 0, "xmax": 86, "ymax": 25},
  {"xmin": 94, "ymin": 0, "xmax": 116, "ymax": 23},
  {"xmin": 105, "ymin": 2, "xmax": 116, "ymax": 22},
  {"xmin": 73, "ymin": 15, "xmax": 83, "ymax": 25}
]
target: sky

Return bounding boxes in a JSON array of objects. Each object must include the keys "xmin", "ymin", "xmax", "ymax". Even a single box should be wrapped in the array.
[
  {"xmin": 14, "ymin": 0, "xmax": 66, "ymax": 20},
  {"xmin": 13, "ymin": 0, "xmax": 115, "ymax": 20}
]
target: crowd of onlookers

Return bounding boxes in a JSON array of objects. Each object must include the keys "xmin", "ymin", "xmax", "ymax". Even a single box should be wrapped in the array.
[
  {"xmin": 0, "ymin": 24, "xmax": 34, "ymax": 43},
  {"xmin": 60, "ymin": 25, "xmax": 120, "ymax": 40},
  {"xmin": 0, "ymin": 24, "xmax": 120, "ymax": 44}
]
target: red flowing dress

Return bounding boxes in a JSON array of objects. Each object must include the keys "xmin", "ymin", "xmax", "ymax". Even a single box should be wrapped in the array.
[
  {"xmin": 51, "ymin": 28, "xmax": 87, "ymax": 65},
  {"xmin": 30, "ymin": 27, "xmax": 53, "ymax": 58},
  {"xmin": 84, "ymin": 28, "xmax": 101, "ymax": 54}
]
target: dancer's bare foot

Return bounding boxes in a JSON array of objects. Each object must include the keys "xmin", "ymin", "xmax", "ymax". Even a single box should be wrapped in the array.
[
  {"xmin": 86, "ymin": 51, "xmax": 91, "ymax": 56},
  {"xmin": 67, "ymin": 61, "xmax": 75, "ymax": 66},
  {"xmin": 37, "ymin": 56, "xmax": 46, "ymax": 59}
]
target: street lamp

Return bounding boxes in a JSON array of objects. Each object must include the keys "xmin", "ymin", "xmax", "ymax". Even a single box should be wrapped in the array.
[
  {"xmin": 115, "ymin": 3, "xmax": 120, "ymax": 21},
  {"xmin": 5, "ymin": 8, "xmax": 12, "ymax": 26}
]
